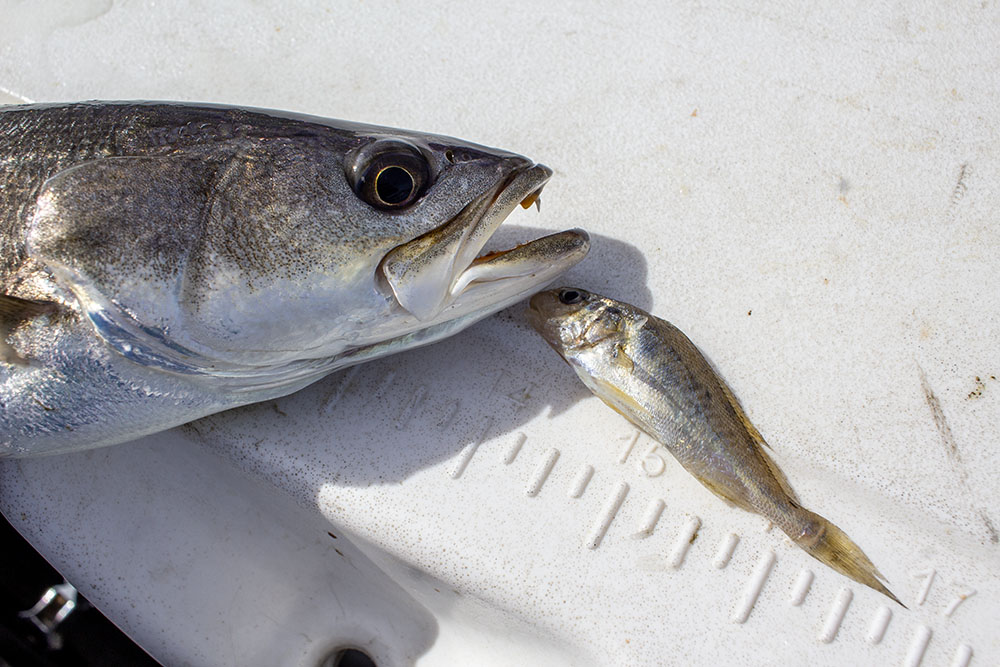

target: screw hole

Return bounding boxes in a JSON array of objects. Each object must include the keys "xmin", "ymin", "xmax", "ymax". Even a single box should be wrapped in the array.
[{"xmin": 323, "ymin": 647, "xmax": 376, "ymax": 667}]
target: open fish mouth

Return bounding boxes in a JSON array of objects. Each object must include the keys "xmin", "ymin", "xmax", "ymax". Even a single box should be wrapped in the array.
[{"xmin": 380, "ymin": 163, "xmax": 589, "ymax": 322}]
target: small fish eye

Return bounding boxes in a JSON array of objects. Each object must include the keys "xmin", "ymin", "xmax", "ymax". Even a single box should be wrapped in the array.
[
  {"xmin": 353, "ymin": 142, "xmax": 431, "ymax": 210},
  {"xmin": 559, "ymin": 289, "xmax": 585, "ymax": 305}
]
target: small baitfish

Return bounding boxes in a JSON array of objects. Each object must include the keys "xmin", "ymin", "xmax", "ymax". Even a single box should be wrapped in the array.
[
  {"xmin": 528, "ymin": 287, "xmax": 902, "ymax": 605},
  {"xmin": 0, "ymin": 102, "xmax": 589, "ymax": 457}
]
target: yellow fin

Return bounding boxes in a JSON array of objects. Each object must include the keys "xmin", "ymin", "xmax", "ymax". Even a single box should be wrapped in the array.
[
  {"xmin": 791, "ymin": 507, "xmax": 905, "ymax": 607},
  {"xmin": 612, "ymin": 343, "xmax": 634, "ymax": 373},
  {"xmin": 716, "ymin": 376, "xmax": 800, "ymax": 504},
  {"xmin": 715, "ymin": 374, "xmax": 768, "ymax": 447},
  {"xmin": 586, "ymin": 374, "xmax": 648, "ymax": 424}
]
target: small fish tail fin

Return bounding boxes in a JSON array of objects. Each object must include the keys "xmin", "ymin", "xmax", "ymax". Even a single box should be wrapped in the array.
[{"xmin": 791, "ymin": 507, "xmax": 906, "ymax": 607}]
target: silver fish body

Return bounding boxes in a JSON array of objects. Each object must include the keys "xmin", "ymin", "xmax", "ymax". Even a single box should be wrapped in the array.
[
  {"xmin": 528, "ymin": 288, "xmax": 901, "ymax": 604},
  {"xmin": 0, "ymin": 102, "xmax": 589, "ymax": 456}
]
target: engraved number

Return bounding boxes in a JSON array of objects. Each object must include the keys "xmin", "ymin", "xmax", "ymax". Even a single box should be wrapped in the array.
[{"xmin": 638, "ymin": 442, "xmax": 667, "ymax": 477}]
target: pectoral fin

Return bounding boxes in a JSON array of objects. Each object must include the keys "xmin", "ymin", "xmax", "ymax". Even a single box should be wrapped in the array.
[
  {"xmin": 0, "ymin": 294, "xmax": 58, "ymax": 365},
  {"xmin": 612, "ymin": 343, "xmax": 634, "ymax": 373},
  {"xmin": 579, "ymin": 371, "xmax": 650, "ymax": 425}
]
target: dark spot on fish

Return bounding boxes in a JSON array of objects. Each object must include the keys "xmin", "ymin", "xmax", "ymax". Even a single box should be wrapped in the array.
[
  {"xmin": 689, "ymin": 527, "xmax": 700, "ymax": 544},
  {"xmin": 747, "ymin": 309, "xmax": 752, "ymax": 316},
  {"xmin": 271, "ymin": 403, "xmax": 288, "ymax": 417},
  {"xmin": 32, "ymin": 396, "xmax": 54, "ymax": 411},
  {"xmin": 334, "ymin": 548, "xmax": 344, "ymax": 557},
  {"xmin": 328, "ymin": 532, "xmax": 338, "ymax": 539}
]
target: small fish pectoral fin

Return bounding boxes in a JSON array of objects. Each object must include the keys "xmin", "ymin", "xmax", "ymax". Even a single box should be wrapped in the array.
[
  {"xmin": 0, "ymin": 294, "xmax": 58, "ymax": 365},
  {"xmin": 613, "ymin": 343, "xmax": 634, "ymax": 373},
  {"xmin": 582, "ymin": 372, "xmax": 651, "ymax": 425}
]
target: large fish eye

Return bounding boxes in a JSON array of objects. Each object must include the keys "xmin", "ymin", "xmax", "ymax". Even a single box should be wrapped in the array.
[
  {"xmin": 353, "ymin": 142, "xmax": 431, "ymax": 210},
  {"xmin": 559, "ymin": 289, "xmax": 586, "ymax": 305}
]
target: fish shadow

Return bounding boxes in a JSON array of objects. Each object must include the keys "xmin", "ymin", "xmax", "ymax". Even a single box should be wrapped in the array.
[{"xmin": 183, "ymin": 226, "xmax": 650, "ymax": 491}]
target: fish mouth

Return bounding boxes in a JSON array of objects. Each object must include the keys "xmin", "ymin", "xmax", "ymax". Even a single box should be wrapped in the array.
[{"xmin": 380, "ymin": 163, "xmax": 589, "ymax": 322}]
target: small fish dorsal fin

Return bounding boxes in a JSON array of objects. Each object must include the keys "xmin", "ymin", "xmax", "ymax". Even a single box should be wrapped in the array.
[
  {"xmin": 715, "ymin": 374, "xmax": 801, "ymax": 505},
  {"xmin": 0, "ymin": 294, "xmax": 57, "ymax": 365}
]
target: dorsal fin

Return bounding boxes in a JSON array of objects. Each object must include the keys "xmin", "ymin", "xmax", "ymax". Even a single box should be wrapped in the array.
[
  {"xmin": 0, "ymin": 294, "xmax": 58, "ymax": 365},
  {"xmin": 715, "ymin": 376, "xmax": 800, "ymax": 504}
]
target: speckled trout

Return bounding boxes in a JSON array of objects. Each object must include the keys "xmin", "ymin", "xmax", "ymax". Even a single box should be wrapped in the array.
[
  {"xmin": 528, "ymin": 287, "xmax": 901, "ymax": 605},
  {"xmin": 0, "ymin": 102, "xmax": 589, "ymax": 456}
]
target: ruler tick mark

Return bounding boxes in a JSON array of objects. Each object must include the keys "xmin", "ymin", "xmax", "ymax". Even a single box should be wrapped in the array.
[
  {"xmin": 866, "ymin": 605, "xmax": 892, "ymax": 644},
  {"xmin": 668, "ymin": 516, "xmax": 701, "ymax": 568},
  {"xmin": 732, "ymin": 549, "xmax": 776, "ymax": 624},
  {"xmin": 818, "ymin": 587, "xmax": 853, "ymax": 643},
  {"xmin": 449, "ymin": 417, "xmax": 494, "ymax": 479},
  {"xmin": 631, "ymin": 499, "xmax": 666, "ymax": 539},
  {"xmin": 585, "ymin": 482, "xmax": 629, "ymax": 549},
  {"xmin": 375, "ymin": 370, "xmax": 397, "ymax": 396},
  {"xmin": 950, "ymin": 643, "xmax": 973, "ymax": 667},
  {"xmin": 396, "ymin": 385, "xmax": 427, "ymax": 428},
  {"xmin": 450, "ymin": 444, "xmax": 478, "ymax": 479},
  {"xmin": 526, "ymin": 448, "xmax": 560, "ymax": 496},
  {"xmin": 789, "ymin": 569, "xmax": 813, "ymax": 606},
  {"xmin": 436, "ymin": 398, "xmax": 461, "ymax": 429},
  {"xmin": 322, "ymin": 365, "xmax": 362, "ymax": 414},
  {"xmin": 504, "ymin": 432, "xmax": 527, "ymax": 464},
  {"xmin": 568, "ymin": 465, "xmax": 595, "ymax": 498},
  {"xmin": 714, "ymin": 533, "xmax": 739, "ymax": 569},
  {"xmin": 903, "ymin": 625, "xmax": 932, "ymax": 667}
]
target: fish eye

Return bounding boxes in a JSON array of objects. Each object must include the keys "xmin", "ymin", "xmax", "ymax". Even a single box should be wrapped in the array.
[
  {"xmin": 373, "ymin": 166, "xmax": 415, "ymax": 205},
  {"xmin": 559, "ymin": 289, "xmax": 586, "ymax": 305},
  {"xmin": 352, "ymin": 141, "xmax": 431, "ymax": 210}
]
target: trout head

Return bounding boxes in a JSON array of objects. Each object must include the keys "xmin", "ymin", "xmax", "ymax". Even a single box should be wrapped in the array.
[{"xmin": 25, "ymin": 105, "xmax": 589, "ymax": 391}]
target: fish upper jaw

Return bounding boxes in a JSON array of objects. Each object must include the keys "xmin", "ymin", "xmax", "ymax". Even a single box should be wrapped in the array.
[{"xmin": 380, "ymin": 162, "xmax": 563, "ymax": 322}]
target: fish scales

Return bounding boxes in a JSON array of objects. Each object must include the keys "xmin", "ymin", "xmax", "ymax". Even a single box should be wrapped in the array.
[
  {"xmin": 1, "ymin": 102, "xmax": 589, "ymax": 456},
  {"xmin": 528, "ymin": 287, "xmax": 902, "ymax": 605}
]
